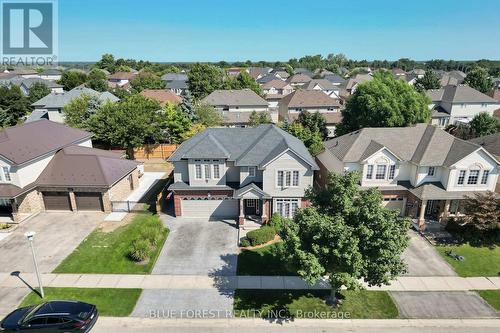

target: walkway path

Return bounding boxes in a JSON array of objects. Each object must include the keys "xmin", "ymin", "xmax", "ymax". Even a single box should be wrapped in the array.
[{"xmin": 1, "ymin": 273, "xmax": 499, "ymax": 291}]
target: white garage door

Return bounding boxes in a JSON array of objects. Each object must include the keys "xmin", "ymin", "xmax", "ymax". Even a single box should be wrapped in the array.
[
  {"xmin": 181, "ymin": 199, "xmax": 238, "ymax": 218},
  {"xmin": 382, "ymin": 198, "xmax": 405, "ymax": 216}
]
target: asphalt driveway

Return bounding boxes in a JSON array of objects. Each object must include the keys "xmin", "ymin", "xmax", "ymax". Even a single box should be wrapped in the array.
[
  {"xmin": 391, "ymin": 291, "xmax": 499, "ymax": 318},
  {"xmin": 0, "ymin": 212, "xmax": 103, "ymax": 273},
  {"xmin": 153, "ymin": 217, "xmax": 239, "ymax": 275},
  {"xmin": 402, "ymin": 230, "xmax": 457, "ymax": 276}
]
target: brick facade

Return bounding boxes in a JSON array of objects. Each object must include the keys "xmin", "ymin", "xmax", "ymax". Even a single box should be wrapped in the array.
[{"xmin": 108, "ymin": 169, "xmax": 139, "ymax": 201}]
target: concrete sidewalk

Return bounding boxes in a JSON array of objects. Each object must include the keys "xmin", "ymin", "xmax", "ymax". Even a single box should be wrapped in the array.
[{"xmin": 1, "ymin": 273, "xmax": 499, "ymax": 291}]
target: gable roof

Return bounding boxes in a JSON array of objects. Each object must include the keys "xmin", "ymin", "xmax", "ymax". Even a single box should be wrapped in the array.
[
  {"xmin": 302, "ymin": 79, "xmax": 338, "ymax": 91},
  {"xmin": 108, "ymin": 71, "xmax": 137, "ymax": 80},
  {"xmin": 426, "ymin": 85, "xmax": 498, "ymax": 104},
  {"xmin": 139, "ymin": 89, "xmax": 182, "ymax": 105},
  {"xmin": 41, "ymin": 69, "xmax": 61, "ymax": 75},
  {"xmin": 287, "ymin": 74, "xmax": 312, "ymax": 84},
  {"xmin": 201, "ymin": 89, "xmax": 268, "ymax": 107},
  {"xmin": 0, "ymin": 120, "xmax": 92, "ymax": 165},
  {"xmin": 469, "ymin": 133, "xmax": 500, "ymax": 158},
  {"xmin": 36, "ymin": 145, "xmax": 139, "ymax": 187},
  {"xmin": 20, "ymin": 77, "xmax": 62, "ymax": 89},
  {"xmin": 279, "ymin": 90, "xmax": 341, "ymax": 108},
  {"xmin": 322, "ymin": 123, "xmax": 491, "ymax": 167},
  {"xmin": 161, "ymin": 73, "xmax": 188, "ymax": 81},
  {"xmin": 323, "ymin": 74, "xmax": 346, "ymax": 84},
  {"xmin": 166, "ymin": 79, "xmax": 188, "ymax": 89},
  {"xmin": 262, "ymin": 79, "xmax": 291, "ymax": 90},
  {"xmin": 31, "ymin": 87, "xmax": 119, "ymax": 108},
  {"xmin": 168, "ymin": 124, "xmax": 318, "ymax": 170}
]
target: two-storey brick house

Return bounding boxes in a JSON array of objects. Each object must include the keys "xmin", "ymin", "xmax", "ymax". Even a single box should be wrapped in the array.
[
  {"xmin": 167, "ymin": 125, "xmax": 318, "ymax": 224},
  {"xmin": 315, "ymin": 124, "xmax": 499, "ymax": 229}
]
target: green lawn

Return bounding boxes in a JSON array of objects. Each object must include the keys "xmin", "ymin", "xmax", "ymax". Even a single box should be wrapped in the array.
[
  {"xmin": 234, "ymin": 290, "xmax": 398, "ymax": 319},
  {"xmin": 237, "ymin": 243, "xmax": 296, "ymax": 276},
  {"xmin": 478, "ymin": 290, "xmax": 500, "ymax": 311},
  {"xmin": 20, "ymin": 288, "xmax": 141, "ymax": 317},
  {"xmin": 54, "ymin": 212, "xmax": 168, "ymax": 274},
  {"xmin": 435, "ymin": 244, "xmax": 500, "ymax": 277}
]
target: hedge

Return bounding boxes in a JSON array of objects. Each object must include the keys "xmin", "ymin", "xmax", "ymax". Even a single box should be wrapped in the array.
[{"xmin": 246, "ymin": 226, "xmax": 276, "ymax": 246}]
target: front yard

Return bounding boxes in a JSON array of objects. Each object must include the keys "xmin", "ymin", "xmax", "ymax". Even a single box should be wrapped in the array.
[
  {"xmin": 435, "ymin": 244, "xmax": 500, "ymax": 277},
  {"xmin": 237, "ymin": 243, "xmax": 296, "ymax": 276},
  {"xmin": 234, "ymin": 289, "xmax": 398, "ymax": 319},
  {"xmin": 20, "ymin": 288, "xmax": 141, "ymax": 317},
  {"xmin": 478, "ymin": 290, "xmax": 500, "ymax": 311},
  {"xmin": 54, "ymin": 212, "xmax": 168, "ymax": 274}
]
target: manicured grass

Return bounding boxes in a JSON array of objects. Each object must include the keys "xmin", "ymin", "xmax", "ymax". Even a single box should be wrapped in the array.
[
  {"xmin": 234, "ymin": 289, "xmax": 398, "ymax": 319},
  {"xmin": 20, "ymin": 287, "xmax": 141, "ymax": 317},
  {"xmin": 478, "ymin": 290, "xmax": 500, "ymax": 311},
  {"xmin": 237, "ymin": 243, "xmax": 296, "ymax": 276},
  {"xmin": 54, "ymin": 212, "xmax": 168, "ymax": 274},
  {"xmin": 435, "ymin": 244, "xmax": 500, "ymax": 277}
]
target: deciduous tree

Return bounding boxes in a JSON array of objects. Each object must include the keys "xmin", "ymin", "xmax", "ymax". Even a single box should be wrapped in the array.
[
  {"xmin": 194, "ymin": 104, "xmax": 222, "ymax": 127},
  {"xmin": 248, "ymin": 111, "xmax": 272, "ymax": 126},
  {"xmin": 464, "ymin": 67, "xmax": 494, "ymax": 93},
  {"xmin": 414, "ymin": 71, "xmax": 441, "ymax": 92},
  {"xmin": 27, "ymin": 82, "xmax": 51, "ymax": 104},
  {"xmin": 469, "ymin": 112, "xmax": 500, "ymax": 137},
  {"xmin": 59, "ymin": 70, "xmax": 88, "ymax": 91},
  {"xmin": 187, "ymin": 63, "xmax": 224, "ymax": 99}
]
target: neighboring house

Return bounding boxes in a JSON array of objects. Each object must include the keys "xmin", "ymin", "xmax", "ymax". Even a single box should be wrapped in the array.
[
  {"xmin": 425, "ymin": 85, "xmax": 499, "ymax": 128},
  {"xmin": 437, "ymin": 70, "xmax": 466, "ymax": 87},
  {"xmin": 278, "ymin": 90, "xmax": 342, "ymax": 138},
  {"xmin": 6, "ymin": 68, "xmax": 39, "ymax": 78},
  {"xmin": 409, "ymin": 69, "xmax": 425, "ymax": 78},
  {"xmin": 392, "ymin": 68, "xmax": 406, "ymax": 77},
  {"xmin": 261, "ymin": 79, "xmax": 294, "ymax": 97},
  {"xmin": 0, "ymin": 120, "xmax": 141, "ymax": 222},
  {"xmin": 287, "ymin": 74, "xmax": 312, "ymax": 87},
  {"xmin": 323, "ymin": 74, "xmax": 346, "ymax": 86},
  {"xmin": 39, "ymin": 69, "xmax": 62, "ymax": 81},
  {"xmin": 247, "ymin": 67, "xmax": 272, "ymax": 80},
  {"xmin": 161, "ymin": 73, "xmax": 188, "ymax": 86},
  {"xmin": 293, "ymin": 68, "xmax": 314, "ymax": 78},
  {"xmin": 107, "ymin": 71, "xmax": 137, "ymax": 88},
  {"xmin": 344, "ymin": 73, "xmax": 373, "ymax": 94},
  {"xmin": 167, "ymin": 124, "xmax": 318, "ymax": 223},
  {"xmin": 315, "ymin": 124, "xmax": 499, "ymax": 229},
  {"xmin": 19, "ymin": 78, "xmax": 63, "ymax": 95},
  {"xmin": 28, "ymin": 87, "xmax": 120, "ymax": 123},
  {"xmin": 226, "ymin": 68, "xmax": 243, "ymax": 77},
  {"xmin": 139, "ymin": 89, "xmax": 182, "ymax": 106},
  {"xmin": 272, "ymin": 70, "xmax": 290, "ymax": 80},
  {"xmin": 301, "ymin": 79, "xmax": 341, "ymax": 98},
  {"xmin": 469, "ymin": 133, "xmax": 500, "ymax": 192},
  {"xmin": 166, "ymin": 80, "xmax": 188, "ymax": 96},
  {"xmin": 201, "ymin": 89, "xmax": 273, "ymax": 126},
  {"xmin": 256, "ymin": 73, "xmax": 283, "ymax": 84}
]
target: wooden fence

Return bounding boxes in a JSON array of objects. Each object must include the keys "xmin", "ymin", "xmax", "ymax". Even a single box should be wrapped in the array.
[{"xmin": 132, "ymin": 144, "xmax": 177, "ymax": 160}]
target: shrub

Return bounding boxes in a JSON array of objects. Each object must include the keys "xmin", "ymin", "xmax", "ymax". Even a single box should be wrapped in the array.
[
  {"xmin": 240, "ymin": 239, "xmax": 251, "ymax": 247},
  {"xmin": 128, "ymin": 239, "xmax": 152, "ymax": 262},
  {"xmin": 0, "ymin": 223, "xmax": 11, "ymax": 230},
  {"xmin": 140, "ymin": 224, "xmax": 164, "ymax": 246},
  {"xmin": 267, "ymin": 214, "xmax": 289, "ymax": 233},
  {"xmin": 246, "ymin": 226, "xmax": 276, "ymax": 246}
]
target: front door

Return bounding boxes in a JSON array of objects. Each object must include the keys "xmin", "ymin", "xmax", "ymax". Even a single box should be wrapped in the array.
[{"xmin": 244, "ymin": 199, "xmax": 260, "ymax": 216}]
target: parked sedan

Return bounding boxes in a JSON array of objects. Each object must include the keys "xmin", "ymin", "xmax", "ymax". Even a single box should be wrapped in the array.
[{"xmin": 0, "ymin": 300, "xmax": 98, "ymax": 332}]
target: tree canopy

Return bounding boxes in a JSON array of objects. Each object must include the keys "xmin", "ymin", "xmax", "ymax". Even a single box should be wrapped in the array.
[
  {"xmin": 130, "ymin": 74, "xmax": 165, "ymax": 92},
  {"xmin": 414, "ymin": 71, "xmax": 441, "ymax": 92},
  {"xmin": 27, "ymin": 82, "xmax": 51, "ymax": 104},
  {"xmin": 337, "ymin": 72, "xmax": 431, "ymax": 135},
  {"xmin": 469, "ymin": 112, "xmax": 500, "ymax": 137},
  {"xmin": 194, "ymin": 103, "xmax": 223, "ymax": 127},
  {"xmin": 280, "ymin": 171, "xmax": 409, "ymax": 302},
  {"xmin": 285, "ymin": 122, "xmax": 324, "ymax": 156},
  {"xmin": 187, "ymin": 63, "xmax": 224, "ymax": 99},
  {"xmin": 86, "ymin": 68, "xmax": 108, "ymax": 92},
  {"xmin": 0, "ymin": 85, "xmax": 30, "ymax": 127},
  {"xmin": 59, "ymin": 70, "xmax": 88, "ymax": 91},
  {"xmin": 224, "ymin": 71, "xmax": 263, "ymax": 96},
  {"xmin": 248, "ymin": 111, "xmax": 272, "ymax": 127},
  {"xmin": 464, "ymin": 67, "xmax": 494, "ymax": 93}
]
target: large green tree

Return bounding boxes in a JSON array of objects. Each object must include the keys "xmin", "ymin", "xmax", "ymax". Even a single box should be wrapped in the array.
[
  {"xmin": 280, "ymin": 171, "xmax": 409, "ymax": 303},
  {"xmin": 296, "ymin": 111, "xmax": 328, "ymax": 140},
  {"xmin": 337, "ymin": 72, "xmax": 431, "ymax": 135},
  {"xmin": 179, "ymin": 90, "xmax": 196, "ymax": 120},
  {"xmin": 130, "ymin": 74, "xmax": 165, "ymax": 92},
  {"xmin": 0, "ymin": 85, "xmax": 30, "ymax": 127},
  {"xmin": 248, "ymin": 111, "xmax": 272, "ymax": 126},
  {"xmin": 27, "ymin": 82, "xmax": 51, "ymax": 104},
  {"xmin": 86, "ymin": 68, "xmax": 108, "ymax": 92},
  {"xmin": 94, "ymin": 53, "xmax": 116, "ymax": 73},
  {"xmin": 469, "ymin": 112, "xmax": 500, "ymax": 137},
  {"xmin": 285, "ymin": 122, "xmax": 324, "ymax": 156},
  {"xmin": 414, "ymin": 71, "xmax": 441, "ymax": 92},
  {"xmin": 187, "ymin": 63, "xmax": 224, "ymax": 99},
  {"xmin": 59, "ymin": 70, "xmax": 88, "ymax": 91},
  {"xmin": 464, "ymin": 67, "xmax": 494, "ymax": 93},
  {"xmin": 63, "ymin": 94, "xmax": 102, "ymax": 129},
  {"xmin": 194, "ymin": 103, "xmax": 223, "ymax": 127},
  {"xmin": 224, "ymin": 71, "xmax": 263, "ymax": 96}
]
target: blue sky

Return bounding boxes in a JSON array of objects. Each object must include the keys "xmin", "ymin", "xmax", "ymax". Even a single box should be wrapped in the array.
[{"xmin": 59, "ymin": 0, "xmax": 500, "ymax": 62}]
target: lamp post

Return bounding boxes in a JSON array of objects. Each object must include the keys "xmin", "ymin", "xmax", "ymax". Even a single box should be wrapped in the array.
[{"xmin": 24, "ymin": 231, "xmax": 44, "ymax": 298}]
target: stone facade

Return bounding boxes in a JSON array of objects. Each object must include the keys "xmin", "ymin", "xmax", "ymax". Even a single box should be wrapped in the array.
[
  {"xmin": 13, "ymin": 189, "xmax": 44, "ymax": 222},
  {"xmin": 108, "ymin": 169, "xmax": 139, "ymax": 201}
]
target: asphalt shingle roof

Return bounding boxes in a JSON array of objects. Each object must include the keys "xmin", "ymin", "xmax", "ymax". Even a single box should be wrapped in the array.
[
  {"xmin": 31, "ymin": 87, "xmax": 119, "ymax": 109},
  {"xmin": 201, "ymin": 89, "xmax": 268, "ymax": 107},
  {"xmin": 168, "ymin": 124, "xmax": 318, "ymax": 170}
]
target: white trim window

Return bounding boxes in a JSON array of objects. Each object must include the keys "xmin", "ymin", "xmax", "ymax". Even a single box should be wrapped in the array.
[
  {"xmin": 375, "ymin": 165, "xmax": 387, "ymax": 180},
  {"xmin": 467, "ymin": 170, "xmax": 479, "ymax": 185},
  {"xmin": 195, "ymin": 164, "xmax": 202, "ymax": 179},
  {"xmin": 292, "ymin": 171, "xmax": 299, "ymax": 186},
  {"xmin": 388, "ymin": 165, "xmax": 396, "ymax": 180},
  {"xmin": 366, "ymin": 165, "xmax": 373, "ymax": 179},
  {"xmin": 1, "ymin": 167, "xmax": 11, "ymax": 182},
  {"xmin": 213, "ymin": 164, "xmax": 220, "ymax": 179},
  {"xmin": 457, "ymin": 170, "xmax": 466, "ymax": 185},
  {"xmin": 204, "ymin": 164, "xmax": 211, "ymax": 179},
  {"xmin": 481, "ymin": 170, "xmax": 490, "ymax": 185},
  {"xmin": 277, "ymin": 171, "xmax": 284, "ymax": 187},
  {"xmin": 275, "ymin": 198, "xmax": 299, "ymax": 218},
  {"xmin": 427, "ymin": 166, "xmax": 435, "ymax": 176},
  {"xmin": 248, "ymin": 166, "xmax": 256, "ymax": 177},
  {"xmin": 276, "ymin": 170, "xmax": 299, "ymax": 188}
]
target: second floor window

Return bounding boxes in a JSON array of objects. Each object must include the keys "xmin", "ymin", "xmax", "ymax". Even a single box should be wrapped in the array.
[
  {"xmin": 292, "ymin": 171, "xmax": 299, "ymax": 186},
  {"xmin": 204, "ymin": 164, "xmax": 211, "ymax": 179},
  {"xmin": 428, "ymin": 167, "xmax": 435, "ymax": 176},
  {"xmin": 277, "ymin": 171, "xmax": 284, "ymax": 187},
  {"xmin": 195, "ymin": 164, "xmax": 202, "ymax": 179},
  {"xmin": 388, "ymin": 165, "xmax": 395, "ymax": 179},
  {"xmin": 1, "ymin": 167, "xmax": 11, "ymax": 181},
  {"xmin": 276, "ymin": 170, "xmax": 299, "ymax": 187},
  {"xmin": 376, "ymin": 165, "xmax": 387, "ymax": 180},
  {"xmin": 467, "ymin": 170, "xmax": 479, "ymax": 185},
  {"xmin": 213, "ymin": 165, "xmax": 220, "ymax": 179},
  {"xmin": 366, "ymin": 165, "xmax": 373, "ymax": 179},
  {"xmin": 248, "ymin": 166, "xmax": 256, "ymax": 177},
  {"xmin": 481, "ymin": 170, "xmax": 489, "ymax": 184},
  {"xmin": 457, "ymin": 170, "xmax": 466, "ymax": 185}
]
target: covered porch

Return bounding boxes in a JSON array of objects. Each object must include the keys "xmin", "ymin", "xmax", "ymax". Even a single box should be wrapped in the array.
[{"xmin": 234, "ymin": 183, "xmax": 271, "ymax": 226}]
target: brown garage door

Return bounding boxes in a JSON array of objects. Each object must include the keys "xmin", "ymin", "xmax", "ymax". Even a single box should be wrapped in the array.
[
  {"xmin": 75, "ymin": 192, "xmax": 104, "ymax": 211},
  {"xmin": 43, "ymin": 192, "xmax": 71, "ymax": 211}
]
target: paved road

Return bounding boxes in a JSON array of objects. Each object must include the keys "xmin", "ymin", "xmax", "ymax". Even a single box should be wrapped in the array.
[
  {"xmin": 90, "ymin": 318, "xmax": 500, "ymax": 333},
  {"xmin": 0, "ymin": 212, "xmax": 103, "ymax": 274},
  {"xmin": 402, "ymin": 230, "xmax": 457, "ymax": 276},
  {"xmin": 391, "ymin": 291, "xmax": 499, "ymax": 318},
  {"xmin": 153, "ymin": 218, "xmax": 238, "ymax": 275}
]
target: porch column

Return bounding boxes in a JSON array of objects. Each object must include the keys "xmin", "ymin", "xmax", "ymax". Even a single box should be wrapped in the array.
[
  {"xmin": 261, "ymin": 199, "xmax": 269, "ymax": 224},
  {"xmin": 238, "ymin": 199, "xmax": 245, "ymax": 225},
  {"xmin": 443, "ymin": 200, "xmax": 451, "ymax": 218},
  {"xmin": 418, "ymin": 199, "xmax": 427, "ymax": 230}
]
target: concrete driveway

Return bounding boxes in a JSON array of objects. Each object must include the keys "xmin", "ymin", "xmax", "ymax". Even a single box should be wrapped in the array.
[
  {"xmin": 402, "ymin": 230, "xmax": 457, "ymax": 276},
  {"xmin": 152, "ymin": 217, "xmax": 239, "ymax": 276},
  {"xmin": 0, "ymin": 212, "xmax": 103, "ymax": 274},
  {"xmin": 391, "ymin": 291, "xmax": 499, "ymax": 318}
]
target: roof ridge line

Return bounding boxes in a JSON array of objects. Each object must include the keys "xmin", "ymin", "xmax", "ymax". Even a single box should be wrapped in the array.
[
  {"xmin": 236, "ymin": 125, "xmax": 275, "ymax": 163},
  {"xmin": 207, "ymin": 132, "xmax": 230, "ymax": 157}
]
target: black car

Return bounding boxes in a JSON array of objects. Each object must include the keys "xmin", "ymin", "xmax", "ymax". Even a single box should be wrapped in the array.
[{"xmin": 0, "ymin": 300, "xmax": 98, "ymax": 332}]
